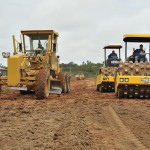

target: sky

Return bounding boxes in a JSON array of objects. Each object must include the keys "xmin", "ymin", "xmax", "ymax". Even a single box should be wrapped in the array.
[{"xmin": 0, "ymin": 0, "xmax": 150, "ymax": 66}]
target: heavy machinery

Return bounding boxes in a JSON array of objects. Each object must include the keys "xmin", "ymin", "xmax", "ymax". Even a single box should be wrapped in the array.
[
  {"xmin": 96, "ymin": 44, "xmax": 122, "ymax": 92},
  {"xmin": 75, "ymin": 72, "xmax": 85, "ymax": 80},
  {"xmin": 0, "ymin": 30, "xmax": 70, "ymax": 99},
  {"xmin": 0, "ymin": 64, "xmax": 7, "ymax": 76},
  {"xmin": 115, "ymin": 34, "xmax": 150, "ymax": 99}
]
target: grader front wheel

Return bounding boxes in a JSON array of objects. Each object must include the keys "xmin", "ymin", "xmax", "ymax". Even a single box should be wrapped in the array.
[{"xmin": 35, "ymin": 69, "xmax": 50, "ymax": 100}]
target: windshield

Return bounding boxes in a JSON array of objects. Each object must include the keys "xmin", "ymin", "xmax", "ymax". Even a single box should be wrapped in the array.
[
  {"xmin": 33, "ymin": 40, "xmax": 48, "ymax": 50},
  {"xmin": 23, "ymin": 34, "xmax": 51, "ymax": 51}
]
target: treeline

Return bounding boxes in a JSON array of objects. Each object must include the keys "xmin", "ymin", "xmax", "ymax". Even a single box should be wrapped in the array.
[{"xmin": 60, "ymin": 61, "xmax": 103, "ymax": 78}]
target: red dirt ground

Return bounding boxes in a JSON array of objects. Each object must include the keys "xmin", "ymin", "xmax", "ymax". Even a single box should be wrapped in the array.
[{"xmin": 0, "ymin": 78, "xmax": 150, "ymax": 150}]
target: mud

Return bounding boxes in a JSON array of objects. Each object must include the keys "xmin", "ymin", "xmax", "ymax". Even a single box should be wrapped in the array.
[{"xmin": 0, "ymin": 78, "xmax": 150, "ymax": 150}]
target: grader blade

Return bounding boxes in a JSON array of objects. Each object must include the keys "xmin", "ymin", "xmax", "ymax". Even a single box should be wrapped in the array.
[{"xmin": 50, "ymin": 81, "xmax": 62, "ymax": 94}]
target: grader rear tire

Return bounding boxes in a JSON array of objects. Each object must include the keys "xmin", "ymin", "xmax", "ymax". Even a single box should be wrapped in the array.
[
  {"xmin": 62, "ymin": 76, "xmax": 67, "ymax": 93},
  {"xmin": 66, "ymin": 75, "xmax": 70, "ymax": 93},
  {"xmin": 35, "ymin": 69, "xmax": 50, "ymax": 100},
  {"xmin": 59, "ymin": 72, "xmax": 69, "ymax": 93}
]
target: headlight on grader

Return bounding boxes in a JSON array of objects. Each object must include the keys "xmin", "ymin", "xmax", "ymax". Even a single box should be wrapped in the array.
[{"xmin": 2, "ymin": 52, "xmax": 10, "ymax": 58}]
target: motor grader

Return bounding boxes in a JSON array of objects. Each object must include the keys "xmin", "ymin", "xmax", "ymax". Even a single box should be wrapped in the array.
[
  {"xmin": 0, "ymin": 30, "xmax": 70, "ymax": 99},
  {"xmin": 96, "ymin": 44, "xmax": 122, "ymax": 92},
  {"xmin": 115, "ymin": 34, "xmax": 150, "ymax": 99}
]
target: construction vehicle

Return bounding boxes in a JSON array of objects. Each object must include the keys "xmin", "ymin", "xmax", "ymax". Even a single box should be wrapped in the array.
[
  {"xmin": 0, "ymin": 30, "xmax": 70, "ymax": 99},
  {"xmin": 96, "ymin": 44, "xmax": 122, "ymax": 92},
  {"xmin": 115, "ymin": 34, "xmax": 150, "ymax": 99},
  {"xmin": 0, "ymin": 64, "xmax": 7, "ymax": 76},
  {"xmin": 75, "ymin": 72, "xmax": 85, "ymax": 80}
]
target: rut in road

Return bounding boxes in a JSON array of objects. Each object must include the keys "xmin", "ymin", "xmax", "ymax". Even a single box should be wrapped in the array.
[
  {"xmin": 51, "ymin": 79, "xmax": 115, "ymax": 150},
  {"xmin": 103, "ymin": 105, "xmax": 148, "ymax": 150}
]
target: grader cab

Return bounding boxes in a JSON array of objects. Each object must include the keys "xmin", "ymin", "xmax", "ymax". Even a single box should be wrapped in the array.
[{"xmin": 0, "ymin": 30, "xmax": 70, "ymax": 99}]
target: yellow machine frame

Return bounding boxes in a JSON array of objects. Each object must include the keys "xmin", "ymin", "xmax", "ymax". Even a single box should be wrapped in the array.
[
  {"xmin": 0, "ymin": 30, "xmax": 70, "ymax": 99},
  {"xmin": 96, "ymin": 44, "xmax": 122, "ymax": 92},
  {"xmin": 115, "ymin": 34, "xmax": 150, "ymax": 98},
  {"xmin": 96, "ymin": 75, "xmax": 114, "ymax": 90}
]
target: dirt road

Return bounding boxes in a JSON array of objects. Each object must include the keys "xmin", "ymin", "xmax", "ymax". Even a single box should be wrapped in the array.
[{"xmin": 0, "ymin": 78, "xmax": 150, "ymax": 150}]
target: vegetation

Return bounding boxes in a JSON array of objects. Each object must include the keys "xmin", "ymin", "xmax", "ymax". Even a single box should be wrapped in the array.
[{"xmin": 60, "ymin": 61, "xmax": 103, "ymax": 78}]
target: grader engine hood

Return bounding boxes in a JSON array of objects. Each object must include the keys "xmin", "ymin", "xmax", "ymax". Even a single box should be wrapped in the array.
[{"xmin": 7, "ymin": 54, "xmax": 26, "ymax": 86}]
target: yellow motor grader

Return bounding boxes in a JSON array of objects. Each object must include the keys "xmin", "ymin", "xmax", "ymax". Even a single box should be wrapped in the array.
[
  {"xmin": 96, "ymin": 44, "xmax": 122, "ymax": 92},
  {"xmin": 115, "ymin": 34, "xmax": 150, "ymax": 99},
  {"xmin": 0, "ymin": 30, "xmax": 70, "ymax": 99}
]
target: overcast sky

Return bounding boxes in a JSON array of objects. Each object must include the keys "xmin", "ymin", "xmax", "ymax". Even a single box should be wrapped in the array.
[{"xmin": 0, "ymin": 0, "xmax": 150, "ymax": 65}]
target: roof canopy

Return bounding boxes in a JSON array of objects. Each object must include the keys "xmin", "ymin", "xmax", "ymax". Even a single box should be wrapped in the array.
[
  {"xmin": 123, "ymin": 34, "xmax": 150, "ymax": 42},
  {"xmin": 21, "ymin": 30, "xmax": 59, "ymax": 40},
  {"xmin": 103, "ymin": 44, "xmax": 122, "ymax": 49}
]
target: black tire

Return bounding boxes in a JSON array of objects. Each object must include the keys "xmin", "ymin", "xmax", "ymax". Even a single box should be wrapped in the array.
[
  {"xmin": 99, "ymin": 85, "xmax": 103, "ymax": 92},
  {"xmin": 59, "ymin": 72, "xmax": 68, "ymax": 93},
  {"xmin": 96, "ymin": 85, "xmax": 99, "ymax": 91},
  {"xmin": 35, "ymin": 69, "xmax": 50, "ymax": 100},
  {"xmin": 0, "ymin": 85, "xmax": 2, "ymax": 93},
  {"xmin": 20, "ymin": 90, "xmax": 27, "ymax": 95},
  {"xmin": 118, "ymin": 87, "xmax": 123, "ymax": 99},
  {"xmin": 62, "ymin": 76, "xmax": 67, "ymax": 93},
  {"xmin": 66, "ymin": 76, "xmax": 70, "ymax": 93}
]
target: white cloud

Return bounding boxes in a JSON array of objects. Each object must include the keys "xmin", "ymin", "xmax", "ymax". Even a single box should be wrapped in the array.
[{"xmin": 0, "ymin": 0, "xmax": 150, "ymax": 66}]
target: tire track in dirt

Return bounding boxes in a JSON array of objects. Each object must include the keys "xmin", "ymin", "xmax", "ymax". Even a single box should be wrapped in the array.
[
  {"xmin": 51, "ymin": 79, "xmax": 116, "ymax": 150},
  {"xmin": 51, "ymin": 102, "xmax": 93, "ymax": 150},
  {"xmin": 48, "ymin": 79, "xmax": 92, "ymax": 150},
  {"xmin": 103, "ymin": 105, "xmax": 148, "ymax": 150}
]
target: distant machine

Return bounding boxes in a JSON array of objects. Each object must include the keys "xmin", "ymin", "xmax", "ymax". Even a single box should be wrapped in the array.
[{"xmin": 75, "ymin": 73, "xmax": 85, "ymax": 80}]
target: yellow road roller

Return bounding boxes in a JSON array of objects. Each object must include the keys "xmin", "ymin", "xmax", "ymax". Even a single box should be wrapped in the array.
[
  {"xmin": 115, "ymin": 34, "xmax": 150, "ymax": 99},
  {"xmin": 96, "ymin": 44, "xmax": 122, "ymax": 92}
]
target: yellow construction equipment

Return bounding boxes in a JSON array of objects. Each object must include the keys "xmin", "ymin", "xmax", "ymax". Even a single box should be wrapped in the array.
[
  {"xmin": 75, "ymin": 72, "xmax": 85, "ymax": 80},
  {"xmin": 115, "ymin": 34, "xmax": 150, "ymax": 99},
  {"xmin": 96, "ymin": 44, "xmax": 122, "ymax": 92},
  {"xmin": 0, "ymin": 30, "xmax": 70, "ymax": 99}
]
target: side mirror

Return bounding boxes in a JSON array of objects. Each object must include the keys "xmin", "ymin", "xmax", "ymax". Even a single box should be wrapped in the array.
[{"xmin": 19, "ymin": 43, "xmax": 22, "ymax": 52}]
